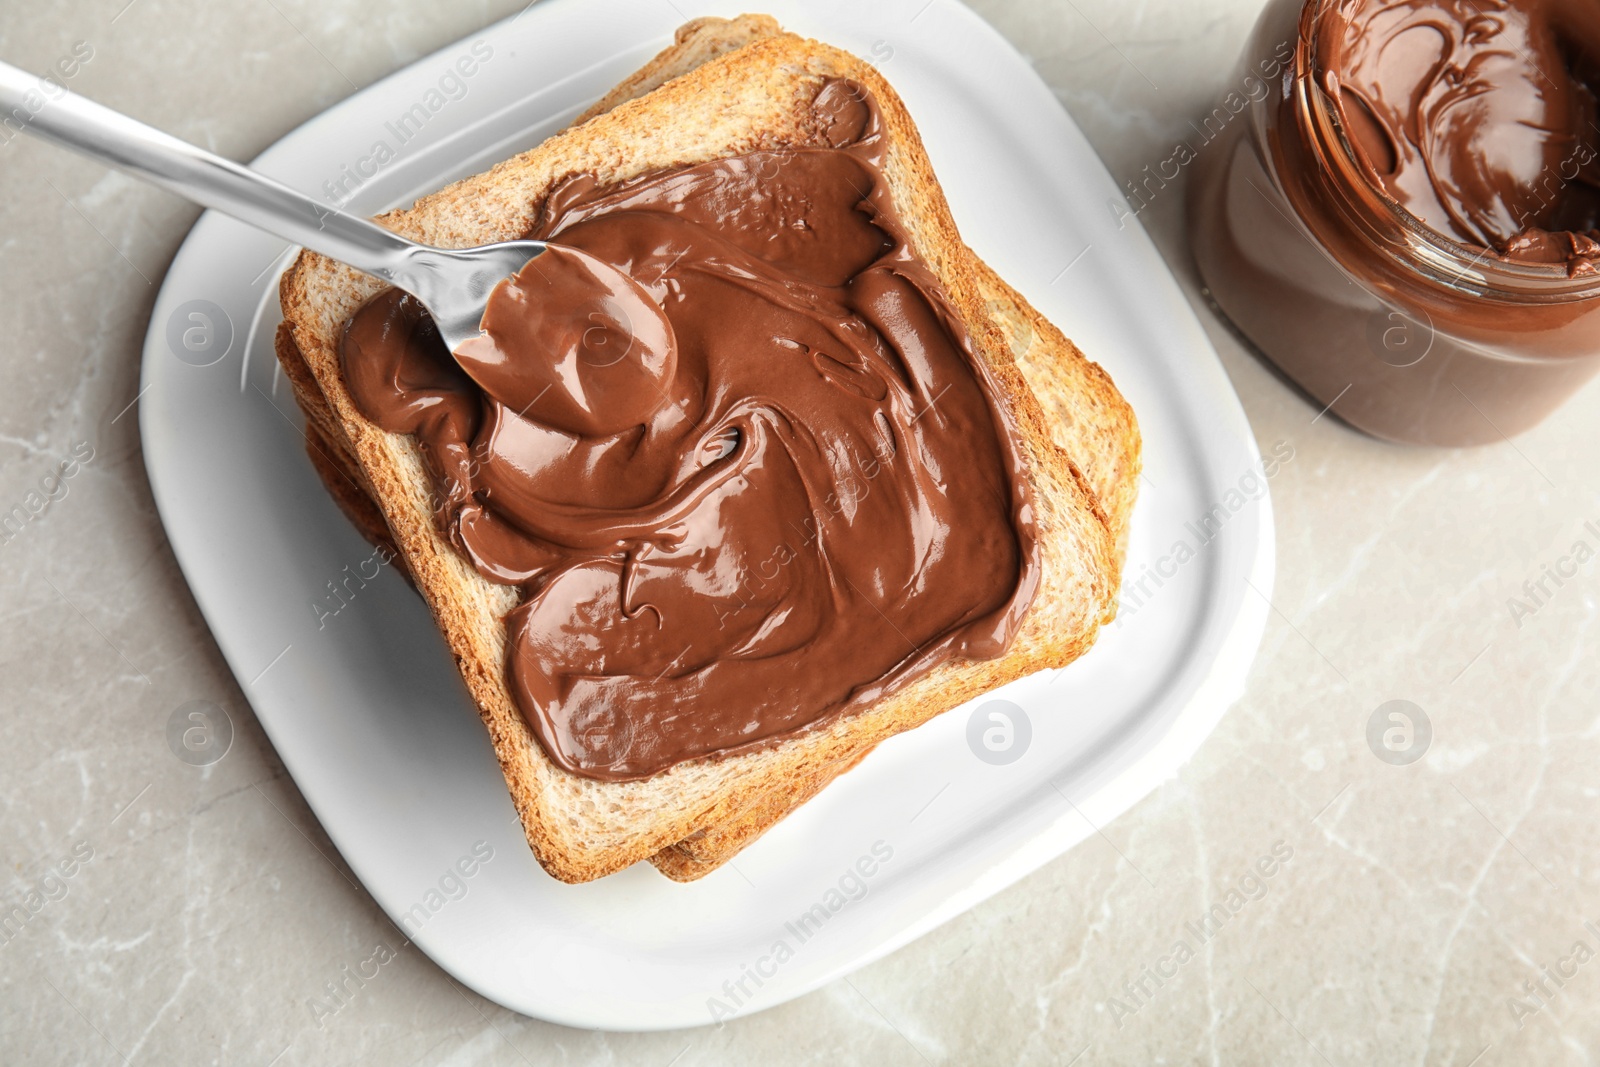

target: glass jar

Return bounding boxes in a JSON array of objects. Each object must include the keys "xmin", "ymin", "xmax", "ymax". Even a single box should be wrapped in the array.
[{"xmin": 1188, "ymin": 0, "xmax": 1600, "ymax": 446}]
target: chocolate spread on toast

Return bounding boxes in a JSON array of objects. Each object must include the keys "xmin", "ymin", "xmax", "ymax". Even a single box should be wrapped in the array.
[{"xmin": 341, "ymin": 80, "xmax": 1039, "ymax": 780}]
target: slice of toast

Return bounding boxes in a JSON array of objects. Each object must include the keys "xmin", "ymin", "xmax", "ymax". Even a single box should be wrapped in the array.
[
  {"xmin": 276, "ymin": 16, "xmax": 1139, "ymax": 883},
  {"xmin": 276, "ymin": 17, "xmax": 1144, "ymax": 883}
]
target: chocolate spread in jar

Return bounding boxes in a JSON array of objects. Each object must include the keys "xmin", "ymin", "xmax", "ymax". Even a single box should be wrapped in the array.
[
  {"xmin": 1324, "ymin": 0, "xmax": 1600, "ymax": 273},
  {"xmin": 1188, "ymin": 0, "xmax": 1600, "ymax": 446},
  {"xmin": 341, "ymin": 80, "xmax": 1040, "ymax": 781}
]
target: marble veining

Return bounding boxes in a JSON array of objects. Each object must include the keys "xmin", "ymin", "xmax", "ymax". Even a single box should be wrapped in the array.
[{"xmin": 4, "ymin": 0, "xmax": 1600, "ymax": 1063}]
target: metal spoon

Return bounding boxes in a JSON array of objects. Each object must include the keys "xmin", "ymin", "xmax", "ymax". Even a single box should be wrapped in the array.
[{"xmin": 0, "ymin": 60, "xmax": 545, "ymax": 353}]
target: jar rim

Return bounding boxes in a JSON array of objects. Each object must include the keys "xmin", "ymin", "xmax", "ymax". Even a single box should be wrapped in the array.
[{"xmin": 1294, "ymin": 0, "xmax": 1600, "ymax": 301}]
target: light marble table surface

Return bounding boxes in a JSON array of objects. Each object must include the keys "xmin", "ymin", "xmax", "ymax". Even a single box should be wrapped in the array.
[{"xmin": 3, "ymin": 1, "xmax": 1598, "ymax": 1064}]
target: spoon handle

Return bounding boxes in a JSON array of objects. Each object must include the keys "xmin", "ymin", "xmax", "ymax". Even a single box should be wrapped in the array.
[{"xmin": 0, "ymin": 60, "xmax": 417, "ymax": 284}]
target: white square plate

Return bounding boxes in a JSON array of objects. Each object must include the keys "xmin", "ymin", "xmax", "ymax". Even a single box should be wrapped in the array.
[{"xmin": 140, "ymin": 0, "xmax": 1273, "ymax": 1030}]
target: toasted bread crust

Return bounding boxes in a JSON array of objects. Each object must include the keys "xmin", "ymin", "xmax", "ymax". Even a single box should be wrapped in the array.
[
  {"xmin": 276, "ymin": 17, "xmax": 1137, "ymax": 883},
  {"xmin": 573, "ymin": 14, "xmax": 786, "ymax": 125}
]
